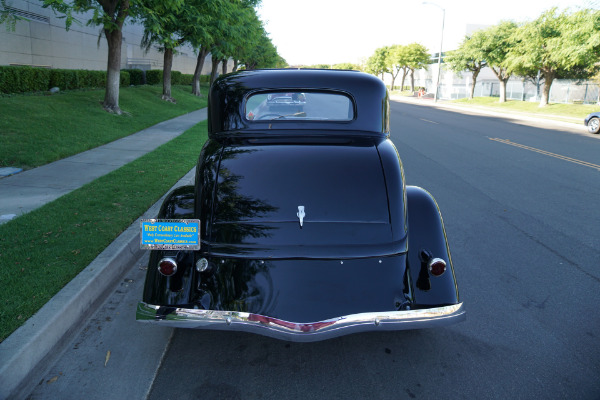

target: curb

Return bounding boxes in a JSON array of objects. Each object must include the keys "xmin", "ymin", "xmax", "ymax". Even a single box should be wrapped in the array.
[{"xmin": 0, "ymin": 168, "xmax": 196, "ymax": 400}]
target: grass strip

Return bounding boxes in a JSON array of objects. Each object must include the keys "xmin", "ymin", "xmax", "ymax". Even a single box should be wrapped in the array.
[
  {"xmin": 450, "ymin": 97, "xmax": 598, "ymax": 120},
  {"xmin": 0, "ymin": 85, "xmax": 207, "ymax": 169},
  {"xmin": 392, "ymin": 91, "xmax": 599, "ymax": 120},
  {"xmin": 0, "ymin": 121, "xmax": 208, "ymax": 342}
]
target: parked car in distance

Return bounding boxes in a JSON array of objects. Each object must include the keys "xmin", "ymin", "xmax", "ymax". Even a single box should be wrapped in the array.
[
  {"xmin": 265, "ymin": 92, "xmax": 306, "ymax": 112},
  {"xmin": 136, "ymin": 69, "xmax": 465, "ymax": 342},
  {"xmin": 584, "ymin": 112, "xmax": 600, "ymax": 134}
]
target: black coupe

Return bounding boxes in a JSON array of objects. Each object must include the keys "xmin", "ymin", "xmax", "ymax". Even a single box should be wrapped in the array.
[{"xmin": 136, "ymin": 69, "xmax": 465, "ymax": 341}]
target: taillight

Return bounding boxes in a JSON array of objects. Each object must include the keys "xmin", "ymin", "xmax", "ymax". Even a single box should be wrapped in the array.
[
  {"xmin": 428, "ymin": 258, "xmax": 446, "ymax": 277},
  {"xmin": 158, "ymin": 257, "xmax": 177, "ymax": 276}
]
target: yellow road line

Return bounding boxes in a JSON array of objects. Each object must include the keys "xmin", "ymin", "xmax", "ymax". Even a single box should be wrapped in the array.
[{"xmin": 489, "ymin": 138, "xmax": 600, "ymax": 171}]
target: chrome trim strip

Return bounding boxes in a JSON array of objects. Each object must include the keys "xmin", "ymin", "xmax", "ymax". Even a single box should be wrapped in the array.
[{"xmin": 136, "ymin": 302, "xmax": 465, "ymax": 342}]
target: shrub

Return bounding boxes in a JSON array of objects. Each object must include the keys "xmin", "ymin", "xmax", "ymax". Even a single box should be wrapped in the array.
[
  {"xmin": 49, "ymin": 69, "xmax": 106, "ymax": 91},
  {"xmin": 81, "ymin": 70, "xmax": 106, "ymax": 88},
  {"xmin": 180, "ymin": 74, "xmax": 194, "ymax": 85},
  {"xmin": 0, "ymin": 66, "xmax": 50, "ymax": 94},
  {"xmin": 120, "ymin": 70, "xmax": 130, "ymax": 87},
  {"xmin": 171, "ymin": 70, "xmax": 182, "ymax": 85},
  {"xmin": 0, "ymin": 66, "xmax": 203, "ymax": 94},
  {"xmin": 122, "ymin": 69, "xmax": 144, "ymax": 85},
  {"xmin": 50, "ymin": 69, "xmax": 74, "ymax": 90},
  {"xmin": 146, "ymin": 69, "xmax": 162, "ymax": 85}
]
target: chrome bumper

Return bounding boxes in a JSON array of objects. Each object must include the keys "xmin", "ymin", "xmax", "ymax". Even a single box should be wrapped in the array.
[{"xmin": 136, "ymin": 302, "xmax": 465, "ymax": 342}]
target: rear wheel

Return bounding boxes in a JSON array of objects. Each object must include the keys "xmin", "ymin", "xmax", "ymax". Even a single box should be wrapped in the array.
[{"xmin": 588, "ymin": 117, "xmax": 600, "ymax": 134}]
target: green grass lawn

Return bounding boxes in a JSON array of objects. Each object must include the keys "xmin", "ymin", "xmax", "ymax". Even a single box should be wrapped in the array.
[
  {"xmin": 0, "ymin": 83, "xmax": 208, "ymax": 341},
  {"xmin": 450, "ymin": 96, "xmax": 599, "ymax": 120},
  {"xmin": 392, "ymin": 90, "xmax": 599, "ymax": 121},
  {"xmin": 0, "ymin": 85, "xmax": 207, "ymax": 169},
  {"xmin": 0, "ymin": 121, "xmax": 208, "ymax": 342}
]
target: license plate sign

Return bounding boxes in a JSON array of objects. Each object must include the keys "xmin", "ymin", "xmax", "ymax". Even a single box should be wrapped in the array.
[{"xmin": 140, "ymin": 219, "xmax": 200, "ymax": 250}]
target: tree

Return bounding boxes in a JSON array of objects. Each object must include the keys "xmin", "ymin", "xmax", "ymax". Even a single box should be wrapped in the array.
[
  {"xmin": 142, "ymin": 0, "xmax": 225, "ymax": 102},
  {"xmin": 478, "ymin": 21, "xmax": 518, "ymax": 103},
  {"xmin": 141, "ymin": 1, "xmax": 186, "ymax": 102},
  {"xmin": 395, "ymin": 47, "xmax": 412, "ymax": 91},
  {"xmin": 209, "ymin": 51, "xmax": 221, "ymax": 84},
  {"xmin": 43, "ymin": 0, "xmax": 183, "ymax": 114},
  {"xmin": 225, "ymin": 1, "xmax": 284, "ymax": 71},
  {"xmin": 187, "ymin": 1, "xmax": 227, "ymax": 96},
  {"xmin": 445, "ymin": 30, "xmax": 488, "ymax": 99},
  {"xmin": 237, "ymin": 28, "xmax": 285, "ymax": 69},
  {"xmin": 190, "ymin": 0, "xmax": 282, "ymax": 83},
  {"xmin": 227, "ymin": 0, "xmax": 263, "ymax": 71},
  {"xmin": 385, "ymin": 44, "xmax": 406, "ymax": 91},
  {"xmin": 191, "ymin": 46, "xmax": 210, "ymax": 95},
  {"xmin": 506, "ymin": 8, "xmax": 600, "ymax": 106},
  {"xmin": 365, "ymin": 46, "xmax": 389, "ymax": 80},
  {"xmin": 404, "ymin": 43, "xmax": 430, "ymax": 91},
  {"xmin": 332, "ymin": 63, "xmax": 360, "ymax": 70},
  {"xmin": 1, "ymin": 0, "xmax": 24, "ymax": 31}
]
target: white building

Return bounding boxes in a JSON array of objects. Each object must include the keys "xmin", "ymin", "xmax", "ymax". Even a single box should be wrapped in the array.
[{"xmin": 0, "ymin": 0, "xmax": 216, "ymax": 74}]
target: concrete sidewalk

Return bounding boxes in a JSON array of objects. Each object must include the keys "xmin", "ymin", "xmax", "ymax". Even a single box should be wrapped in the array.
[{"xmin": 0, "ymin": 107, "xmax": 207, "ymax": 224}]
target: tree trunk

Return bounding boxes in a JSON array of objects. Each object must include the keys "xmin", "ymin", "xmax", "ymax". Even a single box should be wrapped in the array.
[
  {"xmin": 233, "ymin": 60, "xmax": 239, "ymax": 72},
  {"xmin": 400, "ymin": 68, "xmax": 409, "ymax": 91},
  {"xmin": 410, "ymin": 69, "xmax": 415, "ymax": 92},
  {"xmin": 192, "ymin": 47, "xmax": 209, "ymax": 96},
  {"xmin": 539, "ymin": 70, "xmax": 556, "ymax": 107},
  {"xmin": 499, "ymin": 79, "xmax": 508, "ymax": 103},
  {"xmin": 221, "ymin": 58, "xmax": 227, "ymax": 75},
  {"xmin": 162, "ymin": 47, "xmax": 174, "ymax": 102},
  {"xmin": 490, "ymin": 67, "xmax": 510, "ymax": 103},
  {"xmin": 390, "ymin": 71, "xmax": 397, "ymax": 91},
  {"xmin": 470, "ymin": 69, "xmax": 480, "ymax": 100},
  {"xmin": 99, "ymin": 0, "xmax": 130, "ymax": 115},
  {"xmin": 103, "ymin": 28, "xmax": 123, "ymax": 114},
  {"xmin": 210, "ymin": 55, "xmax": 220, "ymax": 85}
]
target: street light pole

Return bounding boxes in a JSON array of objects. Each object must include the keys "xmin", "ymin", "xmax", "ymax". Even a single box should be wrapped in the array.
[{"xmin": 422, "ymin": 2, "xmax": 445, "ymax": 102}]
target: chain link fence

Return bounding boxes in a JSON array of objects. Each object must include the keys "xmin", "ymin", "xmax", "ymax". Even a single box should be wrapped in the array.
[
  {"xmin": 440, "ymin": 79, "xmax": 600, "ymax": 104},
  {"xmin": 414, "ymin": 73, "xmax": 600, "ymax": 104}
]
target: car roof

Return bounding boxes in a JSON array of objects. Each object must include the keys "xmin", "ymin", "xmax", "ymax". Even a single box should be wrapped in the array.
[{"xmin": 208, "ymin": 69, "xmax": 390, "ymax": 137}]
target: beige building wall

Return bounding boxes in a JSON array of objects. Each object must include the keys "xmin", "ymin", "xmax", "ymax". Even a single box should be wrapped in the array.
[{"xmin": 0, "ymin": 0, "xmax": 220, "ymax": 74}]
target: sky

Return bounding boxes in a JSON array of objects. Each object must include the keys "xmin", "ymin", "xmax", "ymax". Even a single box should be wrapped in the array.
[{"xmin": 257, "ymin": 0, "xmax": 597, "ymax": 66}]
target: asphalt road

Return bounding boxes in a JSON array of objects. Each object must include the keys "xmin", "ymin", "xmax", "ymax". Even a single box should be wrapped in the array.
[{"xmin": 29, "ymin": 100, "xmax": 600, "ymax": 400}]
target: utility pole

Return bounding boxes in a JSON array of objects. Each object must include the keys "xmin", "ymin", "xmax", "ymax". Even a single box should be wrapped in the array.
[{"xmin": 422, "ymin": 2, "xmax": 445, "ymax": 102}]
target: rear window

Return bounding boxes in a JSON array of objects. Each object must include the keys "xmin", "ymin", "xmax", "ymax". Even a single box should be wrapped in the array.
[{"xmin": 245, "ymin": 91, "xmax": 354, "ymax": 121}]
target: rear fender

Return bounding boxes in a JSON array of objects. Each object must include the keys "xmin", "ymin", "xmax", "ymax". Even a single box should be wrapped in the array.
[{"xmin": 406, "ymin": 186, "xmax": 460, "ymax": 306}]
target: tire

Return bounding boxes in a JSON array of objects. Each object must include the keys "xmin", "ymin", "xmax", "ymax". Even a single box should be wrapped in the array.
[{"xmin": 588, "ymin": 117, "xmax": 600, "ymax": 134}]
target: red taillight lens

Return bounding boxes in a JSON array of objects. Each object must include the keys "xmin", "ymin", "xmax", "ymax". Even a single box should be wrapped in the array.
[
  {"xmin": 158, "ymin": 258, "xmax": 177, "ymax": 276},
  {"xmin": 428, "ymin": 258, "xmax": 446, "ymax": 277}
]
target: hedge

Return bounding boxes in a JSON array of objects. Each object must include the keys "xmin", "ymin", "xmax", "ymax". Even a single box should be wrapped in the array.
[
  {"xmin": 146, "ymin": 69, "xmax": 162, "ymax": 85},
  {"xmin": 180, "ymin": 74, "xmax": 194, "ymax": 85},
  {"xmin": 146, "ymin": 70, "xmax": 207, "ymax": 86},
  {"xmin": 122, "ymin": 68, "xmax": 145, "ymax": 85},
  {"xmin": 0, "ymin": 65, "xmax": 207, "ymax": 94},
  {"xmin": 0, "ymin": 66, "xmax": 51, "ymax": 94}
]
